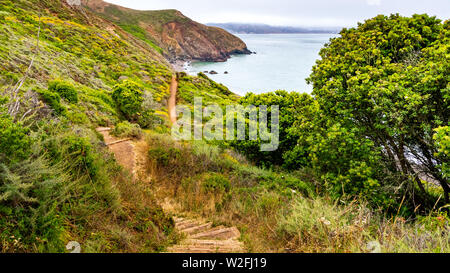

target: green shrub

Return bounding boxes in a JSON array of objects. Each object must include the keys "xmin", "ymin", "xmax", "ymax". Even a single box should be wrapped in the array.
[
  {"xmin": 62, "ymin": 135, "xmax": 99, "ymax": 178},
  {"xmin": 433, "ymin": 126, "xmax": 449, "ymax": 179},
  {"xmin": 0, "ymin": 96, "xmax": 7, "ymax": 107},
  {"xmin": 307, "ymin": 14, "xmax": 449, "ymax": 208},
  {"xmin": 231, "ymin": 164, "xmax": 314, "ymax": 197},
  {"xmin": 0, "ymin": 115, "xmax": 31, "ymax": 163},
  {"xmin": 37, "ymin": 89, "xmax": 66, "ymax": 114},
  {"xmin": 112, "ymin": 80, "xmax": 144, "ymax": 121},
  {"xmin": 308, "ymin": 124, "xmax": 397, "ymax": 208},
  {"xmin": 111, "ymin": 121, "xmax": 142, "ymax": 139},
  {"xmin": 48, "ymin": 80, "xmax": 78, "ymax": 103},
  {"xmin": 229, "ymin": 91, "xmax": 315, "ymax": 167},
  {"xmin": 148, "ymin": 147, "xmax": 180, "ymax": 167},
  {"xmin": 137, "ymin": 109, "xmax": 163, "ymax": 129},
  {"xmin": 255, "ymin": 191, "xmax": 283, "ymax": 214},
  {"xmin": 202, "ymin": 173, "xmax": 231, "ymax": 193},
  {"xmin": 0, "ymin": 123, "xmax": 124, "ymax": 252}
]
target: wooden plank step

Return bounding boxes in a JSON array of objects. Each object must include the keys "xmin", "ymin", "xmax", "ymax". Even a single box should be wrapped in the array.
[
  {"xmin": 176, "ymin": 220, "xmax": 202, "ymax": 230},
  {"xmin": 106, "ymin": 138, "xmax": 131, "ymax": 146},
  {"xmin": 167, "ymin": 245, "xmax": 243, "ymax": 253},
  {"xmin": 183, "ymin": 239, "xmax": 244, "ymax": 247},
  {"xmin": 96, "ymin": 127, "xmax": 112, "ymax": 132},
  {"xmin": 173, "ymin": 217, "xmax": 185, "ymax": 223},
  {"xmin": 181, "ymin": 223, "xmax": 213, "ymax": 235},
  {"xmin": 174, "ymin": 218, "xmax": 187, "ymax": 225},
  {"xmin": 190, "ymin": 227, "xmax": 241, "ymax": 240}
]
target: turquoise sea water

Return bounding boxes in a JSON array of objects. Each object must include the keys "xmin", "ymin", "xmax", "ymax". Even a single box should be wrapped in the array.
[{"xmin": 187, "ymin": 34, "xmax": 338, "ymax": 96}]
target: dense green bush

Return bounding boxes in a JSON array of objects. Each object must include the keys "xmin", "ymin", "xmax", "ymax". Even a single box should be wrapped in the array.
[
  {"xmin": 111, "ymin": 121, "xmax": 142, "ymax": 139},
  {"xmin": 0, "ymin": 114, "xmax": 31, "ymax": 164},
  {"xmin": 112, "ymin": 80, "xmax": 144, "ymax": 121},
  {"xmin": 202, "ymin": 173, "xmax": 231, "ymax": 193},
  {"xmin": 230, "ymin": 91, "xmax": 314, "ymax": 167},
  {"xmin": 226, "ymin": 15, "xmax": 449, "ymax": 212},
  {"xmin": 62, "ymin": 135, "xmax": 99, "ymax": 178},
  {"xmin": 0, "ymin": 122, "xmax": 121, "ymax": 252},
  {"xmin": 137, "ymin": 109, "xmax": 163, "ymax": 129},
  {"xmin": 434, "ymin": 126, "xmax": 450, "ymax": 179},
  {"xmin": 308, "ymin": 14, "xmax": 449, "ymax": 207},
  {"xmin": 148, "ymin": 147, "xmax": 181, "ymax": 167},
  {"xmin": 48, "ymin": 80, "xmax": 78, "ymax": 103},
  {"xmin": 37, "ymin": 89, "xmax": 65, "ymax": 114},
  {"xmin": 177, "ymin": 73, "xmax": 238, "ymax": 106}
]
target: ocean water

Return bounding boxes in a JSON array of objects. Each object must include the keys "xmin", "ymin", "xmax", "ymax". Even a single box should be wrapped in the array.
[{"xmin": 186, "ymin": 34, "xmax": 338, "ymax": 96}]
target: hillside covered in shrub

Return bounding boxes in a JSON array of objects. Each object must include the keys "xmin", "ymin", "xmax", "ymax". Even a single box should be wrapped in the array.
[
  {"xmin": 0, "ymin": 0, "xmax": 237, "ymax": 252},
  {"xmin": 0, "ymin": 0, "xmax": 448, "ymax": 253}
]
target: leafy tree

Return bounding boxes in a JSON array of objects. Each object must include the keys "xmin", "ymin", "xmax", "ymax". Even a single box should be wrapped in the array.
[
  {"xmin": 308, "ymin": 14, "xmax": 449, "ymax": 205},
  {"xmin": 434, "ymin": 127, "xmax": 450, "ymax": 179},
  {"xmin": 230, "ymin": 91, "xmax": 314, "ymax": 167}
]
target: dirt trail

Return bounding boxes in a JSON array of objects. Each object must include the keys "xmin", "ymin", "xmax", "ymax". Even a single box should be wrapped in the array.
[
  {"xmin": 168, "ymin": 75, "xmax": 178, "ymax": 125},
  {"xmin": 96, "ymin": 115, "xmax": 244, "ymax": 253},
  {"xmin": 97, "ymin": 127, "xmax": 136, "ymax": 175}
]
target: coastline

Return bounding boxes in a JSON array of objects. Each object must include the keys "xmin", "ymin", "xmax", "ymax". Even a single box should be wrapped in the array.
[{"xmin": 171, "ymin": 60, "xmax": 190, "ymax": 73}]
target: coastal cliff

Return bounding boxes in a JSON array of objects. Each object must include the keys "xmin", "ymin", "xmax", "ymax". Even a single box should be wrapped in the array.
[{"xmin": 82, "ymin": 0, "xmax": 251, "ymax": 62}]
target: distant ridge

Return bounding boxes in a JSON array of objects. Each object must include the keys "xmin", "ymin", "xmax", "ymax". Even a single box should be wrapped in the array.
[{"xmin": 207, "ymin": 23, "xmax": 341, "ymax": 34}]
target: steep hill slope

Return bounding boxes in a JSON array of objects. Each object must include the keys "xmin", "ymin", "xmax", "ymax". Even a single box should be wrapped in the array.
[
  {"xmin": 0, "ymin": 0, "xmax": 238, "ymax": 252},
  {"xmin": 0, "ymin": 0, "xmax": 236, "ymax": 126},
  {"xmin": 82, "ymin": 0, "xmax": 251, "ymax": 62}
]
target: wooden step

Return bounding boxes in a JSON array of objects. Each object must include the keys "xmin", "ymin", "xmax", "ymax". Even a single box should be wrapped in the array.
[
  {"xmin": 173, "ymin": 217, "xmax": 186, "ymax": 223},
  {"xmin": 174, "ymin": 218, "xmax": 189, "ymax": 225},
  {"xmin": 183, "ymin": 239, "xmax": 244, "ymax": 248},
  {"xmin": 181, "ymin": 223, "xmax": 213, "ymax": 235},
  {"xmin": 176, "ymin": 220, "xmax": 202, "ymax": 230},
  {"xmin": 106, "ymin": 138, "xmax": 131, "ymax": 146},
  {"xmin": 190, "ymin": 227, "xmax": 241, "ymax": 240},
  {"xmin": 167, "ymin": 245, "xmax": 243, "ymax": 253},
  {"xmin": 96, "ymin": 127, "xmax": 111, "ymax": 132}
]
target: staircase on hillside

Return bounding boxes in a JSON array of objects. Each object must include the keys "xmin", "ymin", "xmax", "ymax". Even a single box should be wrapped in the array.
[
  {"xmin": 96, "ymin": 127, "xmax": 245, "ymax": 253},
  {"xmin": 167, "ymin": 217, "xmax": 245, "ymax": 253}
]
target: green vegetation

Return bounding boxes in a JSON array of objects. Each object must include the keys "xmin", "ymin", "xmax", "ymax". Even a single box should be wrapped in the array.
[
  {"xmin": 101, "ymin": 6, "xmax": 190, "ymax": 34},
  {"xmin": 308, "ymin": 14, "xmax": 449, "ymax": 208},
  {"xmin": 112, "ymin": 80, "xmax": 145, "ymax": 121},
  {"xmin": 229, "ymin": 14, "xmax": 449, "ymax": 214},
  {"xmin": 145, "ymin": 133, "xmax": 450, "ymax": 253},
  {"xmin": 0, "ymin": 115, "xmax": 31, "ymax": 164},
  {"xmin": 0, "ymin": 0, "xmax": 448, "ymax": 253},
  {"xmin": 111, "ymin": 121, "xmax": 143, "ymax": 139},
  {"xmin": 118, "ymin": 24, "xmax": 164, "ymax": 55},
  {"xmin": 201, "ymin": 173, "xmax": 232, "ymax": 193},
  {"xmin": 0, "ymin": 0, "xmax": 217, "ymax": 252},
  {"xmin": 177, "ymin": 72, "xmax": 239, "ymax": 106},
  {"xmin": 37, "ymin": 89, "xmax": 66, "ymax": 115},
  {"xmin": 0, "ymin": 121, "xmax": 177, "ymax": 252},
  {"xmin": 48, "ymin": 80, "xmax": 78, "ymax": 103}
]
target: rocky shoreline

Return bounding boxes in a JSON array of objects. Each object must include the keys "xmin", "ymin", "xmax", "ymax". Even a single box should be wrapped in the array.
[{"xmin": 171, "ymin": 60, "xmax": 190, "ymax": 72}]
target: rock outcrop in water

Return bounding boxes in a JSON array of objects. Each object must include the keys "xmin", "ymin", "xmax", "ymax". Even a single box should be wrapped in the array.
[{"xmin": 82, "ymin": 0, "xmax": 251, "ymax": 62}]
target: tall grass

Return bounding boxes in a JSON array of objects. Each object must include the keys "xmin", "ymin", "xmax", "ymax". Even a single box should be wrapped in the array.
[
  {"xmin": 0, "ymin": 121, "xmax": 176, "ymax": 253},
  {"xmin": 143, "ymin": 131, "xmax": 450, "ymax": 253},
  {"xmin": 278, "ymin": 196, "xmax": 450, "ymax": 253}
]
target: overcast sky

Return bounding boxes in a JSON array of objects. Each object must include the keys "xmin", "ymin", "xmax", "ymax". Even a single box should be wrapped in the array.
[{"xmin": 104, "ymin": 0, "xmax": 449, "ymax": 27}]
